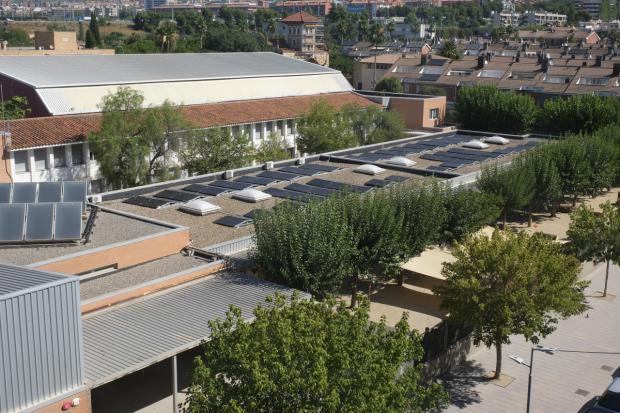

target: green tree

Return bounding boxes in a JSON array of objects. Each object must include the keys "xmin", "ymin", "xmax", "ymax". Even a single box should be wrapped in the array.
[
  {"xmin": 84, "ymin": 29, "xmax": 95, "ymax": 49},
  {"xmin": 0, "ymin": 96, "xmax": 30, "ymax": 119},
  {"xmin": 441, "ymin": 188, "xmax": 501, "ymax": 243},
  {"xmin": 78, "ymin": 21, "xmax": 85, "ymax": 42},
  {"xmin": 538, "ymin": 94, "xmax": 620, "ymax": 135},
  {"xmin": 435, "ymin": 229, "xmax": 588, "ymax": 379},
  {"xmin": 89, "ymin": 11, "xmax": 102, "ymax": 47},
  {"xmin": 156, "ymin": 20, "xmax": 178, "ymax": 52},
  {"xmin": 342, "ymin": 104, "xmax": 405, "ymax": 146},
  {"xmin": 478, "ymin": 163, "xmax": 536, "ymax": 227},
  {"xmin": 567, "ymin": 202, "xmax": 620, "ymax": 297},
  {"xmin": 546, "ymin": 138, "xmax": 591, "ymax": 207},
  {"xmin": 89, "ymin": 88, "xmax": 190, "ymax": 189},
  {"xmin": 181, "ymin": 127, "xmax": 253, "ymax": 175},
  {"xmin": 601, "ymin": 0, "xmax": 612, "ymax": 21},
  {"xmin": 455, "ymin": 85, "xmax": 539, "ymax": 134},
  {"xmin": 386, "ymin": 20, "xmax": 396, "ymax": 39},
  {"xmin": 252, "ymin": 197, "xmax": 355, "ymax": 298},
  {"xmin": 405, "ymin": 11, "xmax": 419, "ymax": 36},
  {"xmin": 438, "ymin": 40, "xmax": 460, "ymax": 59},
  {"xmin": 369, "ymin": 22, "xmax": 386, "ymax": 88},
  {"xmin": 296, "ymin": 100, "xmax": 357, "ymax": 154},
  {"xmin": 185, "ymin": 294, "xmax": 449, "ymax": 413},
  {"xmin": 254, "ymin": 132, "xmax": 291, "ymax": 163},
  {"xmin": 375, "ymin": 77, "xmax": 404, "ymax": 93},
  {"xmin": 518, "ymin": 147, "xmax": 562, "ymax": 216}
]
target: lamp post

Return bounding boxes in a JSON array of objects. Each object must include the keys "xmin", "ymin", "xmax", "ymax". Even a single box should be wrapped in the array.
[{"xmin": 509, "ymin": 345, "xmax": 556, "ymax": 413}]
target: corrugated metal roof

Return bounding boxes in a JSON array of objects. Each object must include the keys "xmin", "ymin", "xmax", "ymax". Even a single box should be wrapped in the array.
[
  {"xmin": 0, "ymin": 52, "xmax": 338, "ymax": 88},
  {"xmin": 82, "ymin": 272, "xmax": 304, "ymax": 387},
  {"xmin": 0, "ymin": 263, "xmax": 73, "ymax": 298}
]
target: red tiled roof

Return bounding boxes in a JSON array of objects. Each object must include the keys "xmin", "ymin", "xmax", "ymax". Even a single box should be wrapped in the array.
[
  {"xmin": 281, "ymin": 11, "xmax": 319, "ymax": 23},
  {"xmin": 7, "ymin": 92, "xmax": 376, "ymax": 150}
]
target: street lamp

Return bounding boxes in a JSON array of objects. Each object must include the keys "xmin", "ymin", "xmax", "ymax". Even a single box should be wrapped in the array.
[{"xmin": 509, "ymin": 345, "xmax": 556, "ymax": 413}]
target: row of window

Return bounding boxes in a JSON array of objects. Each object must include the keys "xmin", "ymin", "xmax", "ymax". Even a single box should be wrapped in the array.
[
  {"xmin": 233, "ymin": 120, "xmax": 294, "ymax": 138},
  {"xmin": 14, "ymin": 144, "xmax": 85, "ymax": 173}
]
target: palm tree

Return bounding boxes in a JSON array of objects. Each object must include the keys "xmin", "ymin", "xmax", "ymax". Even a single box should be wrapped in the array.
[
  {"xmin": 438, "ymin": 40, "xmax": 460, "ymax": 60},
  {"xmin": 156, "ymin": 20, "xmax": 178, "ymax": 53},
  {"xmin": 386, "ymin": 21, "xmax": 395, "ymax": 40},
  {"xmin": 369, "ymin": 23, "xmax": 386, "ymax": 89}
]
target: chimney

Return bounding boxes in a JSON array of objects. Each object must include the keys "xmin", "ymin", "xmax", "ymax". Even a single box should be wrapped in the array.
[
  {"xmin": 486, "ymin": 52, "xmax": 492, "ymax": 61},
  {"xmin": 477, "ymin": 55, "xmax": 486, "ymax": 69},
  {"xmin": 542, "ymin": 59, "xmax": 549, "ymax": 73},
  {"xmin": 483, "ymin": 42, "xmax": 488, "ymax": 51},
  {"xmin": 536, "ymin": 51, "xmax": 543, "ymax": 63},
  {"xmin": 516, "ymin": 51, "xmax": 520, "ymax": 62},
  {"xmin": 613, "ymin": 63, "xmax": 620, "ymax": 77},
  {"xmin": 582, "ymin": 61, "xmax": 588, "ymax": 67},
  {"xmin": 421, "ymin": 54, "xmax": 428, "ymax": 65}
]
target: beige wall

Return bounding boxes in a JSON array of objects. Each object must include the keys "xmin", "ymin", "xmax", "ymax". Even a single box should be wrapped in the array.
[
  {"xmin": 0, "ymin": 135, "xmax": 11, "ymax": 184},
  {"xmin": 34, "ymin": 228, "xmax": 190, "ymax": 275},
  {"xmin": 353, "ymin": 60, "xmax": 392, "ymax": 90},
  {"xmin": 34, "ymin": 31, "xmax": 78, "ymax": 51},
  {"xmin": 0, "ymin": 48, "xmax": 115, "ymax": 56},
  {"xmin": 388, "ymin": 96, "xmax": 446, "ymax": 129}
]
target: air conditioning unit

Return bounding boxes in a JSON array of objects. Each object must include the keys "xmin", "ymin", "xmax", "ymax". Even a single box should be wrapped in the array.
[
  {"xmin": 265, "ymin": 161, "xmax": 274, "ymax": 170},
  {"xmin": 90, "ymin": 194, "xmax": 102, "ymax": 204},
  {"xmin": 297, "ymin": 157, "xmax": 306, "ymax": 165},
  {"xmin": 224, "ymin": 170, "xmax": 234, "ymax": 179}
]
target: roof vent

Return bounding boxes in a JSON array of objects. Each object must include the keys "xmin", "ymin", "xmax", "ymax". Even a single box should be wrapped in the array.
[
  {"xmin": 179, "ymin": 199, "xmax": 221, "ymax": 216},
  {"xmin": 224, "ymin": 170, "xmax": 234, "ymax": 179},
  {"xmin": 386, "ymin": 156, "xmax": 416, "ymax": 167},
  {"xmin": 463, "ymin": 140, "xmax": 490, "ymax": 149},
  {"xmin": 232, "ymin": 188, "xmax": 272, "ymax": 203},
  {"xmin": 483, "ymin": 135, "xmax": 510, "ymax": 145},
  {"xmin": 355, "ymin": 164, "xmax": 386, "ymax": 175},
  {"xmin": 265, "ymin": 161, "xmax": 274, "ymax": 170},
  {"xmin": 297, "ymin": 157, "xmax": 306, "ymax": 165}
]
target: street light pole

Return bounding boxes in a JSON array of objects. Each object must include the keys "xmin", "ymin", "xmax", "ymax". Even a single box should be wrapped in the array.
[{"xmin": 509, "ymin": 346, "xmax": 556, "ymax": 413}]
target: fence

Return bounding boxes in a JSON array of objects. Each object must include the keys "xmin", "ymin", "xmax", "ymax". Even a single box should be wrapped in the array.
[{"xmin": 421, "ymin": 318, "xmax": 472, "ymax": 363}]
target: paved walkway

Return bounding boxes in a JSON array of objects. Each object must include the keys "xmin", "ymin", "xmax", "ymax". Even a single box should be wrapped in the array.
[{"xmin": 440, "ymin": 263, "xmax": 620, "ymax": 413}]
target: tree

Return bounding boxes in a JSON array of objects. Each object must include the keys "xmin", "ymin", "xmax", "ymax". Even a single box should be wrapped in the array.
[
  {"xmin": 438, "ymin": 40, "xmax": 460, "ymax": 59},
  {"xmin": 181, "ymin": 128, "xmax": 253, "ymax": 175},
  {"xmin": 518, "ymin": 147, "xmax": 562, "ymax": 217},
  {"xmin": 435, "ymin": 229, "xmax": 588, "ymax": 379},
  {"xmin": 441, "ymin": 188, "xmax": 501, "ymax": 243},
  {"xmin": 478, "ymin": 163, "xmax": 535, "ymax": 227},
  {"xmin": 89, "ymin": 88, "xmax": 189, "ymax": 189},
  {"xmin": 156, "ymin": 20, "xmax": 178, "ymax": 53},
  {"xmin": 84, "ymin": 29, "xmax": 95, "ymax": 49},
  {"xmin": 254, "ymin": 132, "xmax": 290, "ymax": 163},
  {"xmin": 342, "ymin": 104, "xmax": 405, "ymax": 146},
  {"xmin": 601, "ymin": 0, "xmax": 612, "ymax": 21},
  {"xmin": 89, "ymin": 11, "xmax": 102, "ymax": 47},
  {"xmin": 375, "ymin": 77, "xmax": 404, "ymax": 93},
  {"xmin": 296, "ymin": 100, "xmax": 357, "ymax": 154},
  {"xmin": 386, "ymin": 20, "xmax": 396, "ymax": 39},
  {"xmin": 0, "ymin": 96, "xmax": 30, "ymax": 119},
  {"xmin": 405, "ymin": 11, "xmax": 419, "ymax": 37},
  {"xmin": 369, "ymin": 22, "xmax": 386, "ymax": 89},
  {"xmin": 567, "ymin": 202, "xmax": 620, "ymax": 297},
  {"xmin": 185, "ymin": 294, "xmax": 449, "ymax": 413},
  {"xmin": 538, "ymin": 94, "xmax": 620, "ymax": 135},
  {"xmin": 77, "ymin": 21, "xmax": 85, "ymax": 42},
  {"xmin": 455, "ymin": 85, "xmax": 539, "ymax": 134}
]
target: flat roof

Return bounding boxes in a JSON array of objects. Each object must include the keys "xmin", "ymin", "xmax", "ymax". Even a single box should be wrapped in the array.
[
  {"xmin": 82, "ymin": 272, "xmax": 304, "ymax": 386},
  {"xmin": 0, "ymin": 209, "xmax": 171, "ymax": 266},
  {"xmin": 0, "ymin": 53, "xmax": 338, "ymax": 88},
  {"xmin": 0, "ymin": 263, "xmax": 74, "ymax": 298}
]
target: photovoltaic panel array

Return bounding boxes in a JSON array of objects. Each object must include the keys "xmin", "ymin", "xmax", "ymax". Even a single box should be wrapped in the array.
[
  {"xmin": 38, "ymin": 182, "xmax": 63, "ymax": 203},
  {"xmin": 63, "ymin": 181, "xmax": 88, "ymax": 209},
  {"xmin": 258, "ymin": 170, "xmax": 302, "ymax": 181},
  {"xmin": 154, "ymin": 189, "xmax": 200, "ymax": 203},
  {"xmin": 209, "ymin": 180, "xmax": 254, "ymax": 191},
  {"xmin": 263, "ymin": 187, "xmax": 319, "ymax": 202},
  {"xmin": 123, "ymin": 196, "xmax": 173, "ymax": 209},
  {"xmin": 183, "ymin": 184, "xmax": 230, "ymax": 197},
  {"xmin": 213, "ymin": 215, "xmax": 253, "ymax": 228},
  {"xmin": 12, "ymin": 183, "xmax": 37, "ymax": 203},
  {"xmin": 285, "ymin": 183, "xmax": 335, "ymax": 197},
  {"xmin": 278, "ymin": 166, "xmax": 321, "ymax": 177},
  {"xmin": 0, "ymin": 181, "xmax": 88, "ymax": 205},
  {"xmin": 0, "ymin": 184, "xmax": 10, "ymax": 203},
  {"xmin": 0, "ymin": 202, "xmax": 82, "ymax": 243},
  {"xmin": 306, "ymin": 179, "xmax": 371, "ymax": 193},
  {"xmin": 301, "ymin": 163, "xmax": 340, "ymax": 173},
  {"xmin": 235, "ymin": 175, "xmax": 277, "ymax": 186}
]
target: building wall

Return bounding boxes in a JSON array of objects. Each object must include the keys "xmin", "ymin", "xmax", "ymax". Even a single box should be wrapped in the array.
[
  {"xmin": 34, "ymin": 227, "xmax": 190, "ymax": 275},
  {"xmin": 34, "ymin": 31, "xmax": 78, "ymax": 52},
  {"xmin": 33, "ymin": 389, "xmax": 92, "ymax": 413},
  {"xmin": 0, "ymin": 278, "xmax": 83, "ymax": 413},
  {"xmin": 388, "ymin": 96, "xmax": 446, "ymax": 129},
  {"xmin": 0, "ymin": 49, "xmax": 115, "ymax": 57},
  {"xmin": 353, "ymin": 60, "xmax": 393, "ymax": 90},
  {"xmin": 0, "ymin": 74, "xmax": 51, "ymax": 117}
]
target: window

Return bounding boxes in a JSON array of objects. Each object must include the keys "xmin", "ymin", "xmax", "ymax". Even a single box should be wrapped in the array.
[
  {"xmin": 53, "ymin": 146, "xmax": 66, "ymax": 168},
  {"xmin": 429, "ymin": 108, "xmax": 440, "ymax": 119},
  {"xmin": 367, "ymin": 64, "xmax": 372, "ymax": 69},
  {"xmin": 254, "ymin": 123, "xmax": 262, "ymax": 137},
  {"xmin": 232, "ymin": 125, "xmax": 240, "ymax": 136},
  {"xmin": 578, "ymin": 77, "xmax": 609, "ymax": 86},
  {"xmin": 511, "ymin": 71, "xmax": 537, "ymax": 80},
  {"xmin": 71, "ymin": 144, "xmax": 84, "ymax": 165},
  {"xmin": 286, "ymin": 119, "xmax": 293, "ymax": 132},
  {"xmin": 544, "ymin": 75, "xmax": 572, "ymax": 84},
  {"xmin": 276, "ymin": 121, "xmax": 283, "ymax": 136},
  {"xmin": 478, "ymin": 70, "xmax": 504, "ymax": 78},
  {"xmin": 34, "ymin": 149, "xmax": 47, "ymax": 171},
  {"xmin": 447, "ymin": 69, "xmax": 474, "ymax": 77},
  {"xmin": 13, "ymin": 150, "xmax": 28, "ymax": 173},
  {"xmin": 266, "ymin": 121, "xmax": 273, "ymax": 132}
]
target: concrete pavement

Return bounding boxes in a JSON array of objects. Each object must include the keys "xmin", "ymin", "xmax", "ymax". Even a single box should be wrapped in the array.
[{"xmin": 440, "ymin": 263, "xmax": 620, "ymax": 413}]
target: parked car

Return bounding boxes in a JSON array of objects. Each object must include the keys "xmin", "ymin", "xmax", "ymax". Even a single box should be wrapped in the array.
[{"xmin": 587, "ymin": 377, "xmax": 620, "ymax": 413}]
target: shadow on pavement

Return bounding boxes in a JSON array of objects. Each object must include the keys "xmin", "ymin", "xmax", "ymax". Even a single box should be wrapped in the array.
[
  {"xmin": 439, "ymin": 360, "xmax": 488, "ymax": 409},
  {"xmin": 577, "ymin": 396, "xmax": 598, "ymax": 413}
]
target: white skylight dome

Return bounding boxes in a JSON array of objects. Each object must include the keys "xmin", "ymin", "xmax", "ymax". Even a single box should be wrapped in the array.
[
  {"xmin": 462, "ymin": 140, "xmax": 490, "ymax": 149},
  {"xmin": 354, "ymin": 164, "xmax": 386, "ymax": 175},
  {"xmin": 232, "ymin": 188, "xmax": 272, "ymax": 203},
  {"xmin": 386, "ymin": 156, "xmax": 416, "ymax": 167},
  {"xmin": 484, "ymin": 135, "xmax": 510, "ymax": 145},
  {"xmin": 179, "ymin": 199, "xmax": 221, "ymax": 216}
]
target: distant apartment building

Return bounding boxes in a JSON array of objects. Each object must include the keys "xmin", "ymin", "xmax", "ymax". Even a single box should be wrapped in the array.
[
  {"xmin": 517, "ymin": 27, "xmax": 601, "ymax": 45},
  {"xmin": 353, "ymin": 53, "xmax": 402, "ymax": 90},
  {"xmin": 522, "ymin": 11, "xmax": 567, "ymax": 26},
  {"xmin": 281, "ymin": 11, "xmax": 322, "ymax": 54},
  {"xmin": 271, "ymin": 0, "xmax": 331, "ymax": 16},
  {"xmin": 576, "ymin": 0, "xmax": 617, "ymax": 18},
  {"xmin": 144, "ymin": 0, "xmax": 167, "ymax": 11},
  {"xmin": 491, "ymin": 10, "xmax": 521, "ymax": 26}
]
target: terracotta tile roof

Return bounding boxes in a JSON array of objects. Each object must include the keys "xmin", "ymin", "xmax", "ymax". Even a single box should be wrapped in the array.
[
  {"xmin": 281, "ymin": 11, "xmax": 319, "ymax": 23},
  {"xmin": 7, "ymin": 92, "xmax": 376, "ymax": 151}
]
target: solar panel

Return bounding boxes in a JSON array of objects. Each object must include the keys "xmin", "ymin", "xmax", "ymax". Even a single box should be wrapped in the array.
[
  {"xmin": 208, "ymin": 180, "xmax": 254, "ymax": 190},
  {"xmin": 375, "ymin": 149, "xmax": 405, "ymax": 156},
  {"xmin": 0, "ymin": 183, "xmax": 10, "ymax": 203},
  {"xmin": 257, "ymin": 171, "xmax": 301, "ymax": 181},
  {"xmin": 63, "ymin": 181, "xmax": 87, "ymax": 208},
  {"xmin": 38, "ymin": 182, "xmax": 63, "ymax": 203},
  {"xmin": 285, "ymin": 183, "xmax": 334, "ymax": 197},
  {"xmin": 364, "ymin": 179, "xmax": 394, "ymax": 188},
  {"xmin": 154, "ymin": 189, "xmax": 200, "ymax": 202},
  {"xmin": 123, "ymin": 196, "xmax": 172, "ymax": 209},
  {"xmin": 0, "ymin": 203, "xmax": 26, "ymax": 242},
  {"xmin": 235, "ymin": 175, "xmax": 277, "ymax": 186},
  {"xmin": 278, "ymin": 166, "xmax": 320, "ymax": 176},
  {"xmin": 244, "ymin": 209, "xmax": 270, "ymax": 219},
  {"xmin": 183, "ymin": 184, "xmax": 229, "ymax": 196},
  {"xmin": 301, "ymin": 163, "xmax": 340, "ymax": 173},
  {"xmin": 12, "ymin": 182, "xmax": 37, "ymax": 203},
  {"xmin": 385, "ymin": 175, "xmax": 409, "ymax": 183},
  {"xmin": 306, "ymin": 179, "xmax": 371, "ymax": 193},
  {"xmin": 426, "ymin": 165, "xmax": 449, "ymax": 172},
  {"xmin": 25, "ymin": 203, "xmax": 54, "ymax": 241},
  {"xmin": 348, "ymin": 153, "xmax": 385, "ymax": 162},
  {"xmin": 263, "ymin": 187, "xmax": 317, "ymax": 202},
  {"xmin": 213, "ymin": 215, "xmax": 253, "ymax": 228},
  {"xmin": 54, "ymin": 202, "xmax": 83, "ymax": 241}
]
